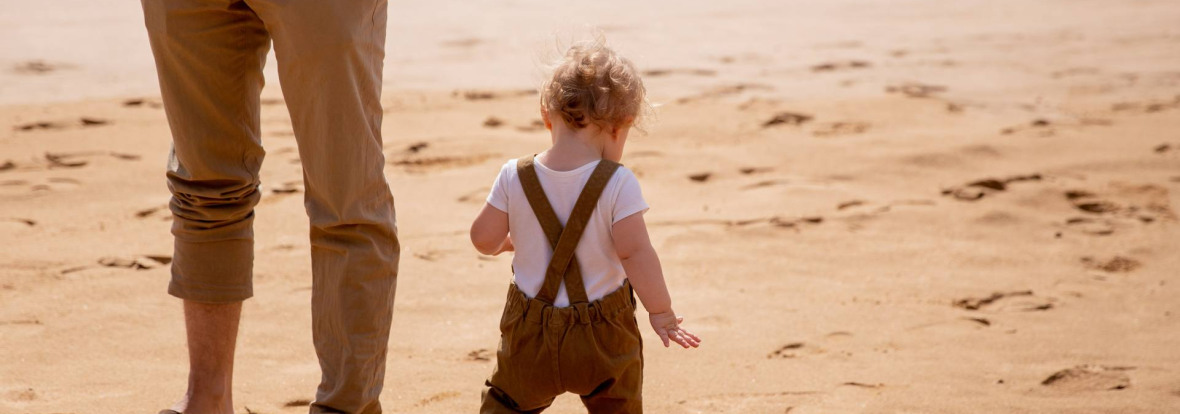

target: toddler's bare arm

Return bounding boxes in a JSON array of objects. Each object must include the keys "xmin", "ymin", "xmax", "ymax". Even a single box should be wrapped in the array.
[
  {"xmin": 470, "ymin": 203, "xmax": 513, "ymax": 255},
  {"xmin": 613, "ymin": 212, "xmax": 701, "ymax": 348}
]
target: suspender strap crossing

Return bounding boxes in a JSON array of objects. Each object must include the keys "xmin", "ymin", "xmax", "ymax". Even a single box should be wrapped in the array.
[{"xmin": 516, "ymin": 155, "xmax": 621, "ymax": 305}]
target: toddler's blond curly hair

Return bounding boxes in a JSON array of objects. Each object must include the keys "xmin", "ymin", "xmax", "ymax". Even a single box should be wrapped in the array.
[{"xmin": 541, "ymin": 38, "xmax": 647, "ymax": 132}]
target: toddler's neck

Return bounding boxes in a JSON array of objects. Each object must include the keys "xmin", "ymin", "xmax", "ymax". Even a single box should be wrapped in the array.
[{"xmin": 538, "ymin": 126, "xmax": 608, "ymax": 172}]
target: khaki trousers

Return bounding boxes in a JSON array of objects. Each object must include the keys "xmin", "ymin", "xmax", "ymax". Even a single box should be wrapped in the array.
[
  {"xmin": 141, "ymin": 0, "xmax": 399, "ymax": 412},
  {"xmin": 482, "ymin": 283, "xmax": 644, "ymax": 414}
]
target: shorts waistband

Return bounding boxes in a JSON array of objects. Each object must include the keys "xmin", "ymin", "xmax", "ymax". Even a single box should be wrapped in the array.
[{"xmin": 504, "ymin": 280, "xmax": 636, "ymax": 326}]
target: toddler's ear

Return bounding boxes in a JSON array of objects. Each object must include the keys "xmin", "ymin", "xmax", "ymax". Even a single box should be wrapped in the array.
[{"xmin": 540, "ymin": 106, "xmax": 552, "ymax": 130}]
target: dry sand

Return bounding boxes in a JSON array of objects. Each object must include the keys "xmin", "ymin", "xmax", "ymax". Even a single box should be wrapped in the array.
[{"xmin": 2, "ymin": 0, "xmax": 1180, "ymax": 413}]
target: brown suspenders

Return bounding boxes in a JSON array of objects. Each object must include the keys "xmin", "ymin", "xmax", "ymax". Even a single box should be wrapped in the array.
[{"xmin": 516, "ymin": 155, "xmax": 621, "ymax": 306}]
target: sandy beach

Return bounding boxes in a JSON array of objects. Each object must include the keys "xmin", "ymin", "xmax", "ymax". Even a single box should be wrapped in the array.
[{"xmin": 2, "ymin": 0, "xmax": 1179, "ymax": 412}]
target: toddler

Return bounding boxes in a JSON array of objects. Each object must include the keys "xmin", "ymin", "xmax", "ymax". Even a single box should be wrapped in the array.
[{"xmin": 469, "ymin": 38, "xmax": 700, "ymax": 414}]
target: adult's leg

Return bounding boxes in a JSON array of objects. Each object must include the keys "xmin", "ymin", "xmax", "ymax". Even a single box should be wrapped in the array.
[
  {"xmin": 169, "ymin": 301, "xmax": 243, "ymax": 414},
  {"xmin": 141, "ymin": 0, "xmax": 270, "ymax": 412},
  {"xmin": 248, "ymin": 0, "xmax": 399, "ymax": 412}
]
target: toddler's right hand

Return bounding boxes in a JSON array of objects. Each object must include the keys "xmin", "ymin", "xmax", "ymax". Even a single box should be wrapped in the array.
[{"xmin": 648, "ymin": 311, "xmax": 701, "ymax": 349}]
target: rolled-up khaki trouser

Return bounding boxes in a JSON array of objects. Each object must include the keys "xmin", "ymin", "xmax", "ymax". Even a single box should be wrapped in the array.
[{"xmin": 140, "ymin": 0, "xmax": 399, "ymax": 412}]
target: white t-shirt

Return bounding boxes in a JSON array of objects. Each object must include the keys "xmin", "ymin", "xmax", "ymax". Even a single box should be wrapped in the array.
[{"xmin": 486, "ymin": 158, "xmax": 649, "ymax": 307}]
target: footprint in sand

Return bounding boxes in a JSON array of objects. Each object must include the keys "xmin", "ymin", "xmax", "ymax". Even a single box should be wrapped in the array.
[
  {"xmin": 1050, "ymin": 67, "xmax": 1102, "ymax": 79},
  {"xmin": 270, "ymin": 180, "xmax": 303, "ymax": 195},
  {"xmin": 651, "ymin": 214, "xmax": 823, "ymax": 232},
  {"xmin": 767, "ymin": 331, "xmax": 856, "ymax": 360},
  {"xmin": 135, "ymin": 205, "xmax": 172, "ymax": 221},
  {"xmin": 14, "ymin": 118, "xmax": 109, "ymax": 132},
  {"xmin": 837, "ymin": 200, "xmax": 867, "ymax": 210},
  {"xmin": 688, "ymin": 172, "xmax": 712, "ymax": 182},
  {"xmin": 741, "ymin": 179, "xmax": 789, "ymax": 190},
  {"xmin": 122, "ymin": 98, "xmax": 163, "ymax": 108},
  {"xmin": 767, "ymin": 342, "xmax": 806, "ymax": 359},
  {"xmin": 762, "ymin": 112, "xmax": 813, "ymax": 128},
  {"xmin": 452, "ymin": 89, "xmax": 536, "ymax": 101},
  {"xmin": 14, "ymin": 121, "xmax": 65, "ymax": 131},
  {"xmin": 1154, "ymin": 142, "xmax": 1180, "ymax": 154},
  {"xmin": 413, "ymin": 250, "xmax": 444, "ymax": 262},
  {"xmin": 1064, "ymin": 186, "xmax": 1177, "ymax": 224},
  {"xmin": 1041, "ymin": 365, "xmax": 1133, "ymax": 391},
  {"xmin": 885, "ymin": 83, "xmax": 946, "ymax": 98},
  {"xmin": 840, "ymin": 382, "xmax": 884, "ymax": 389},
  {"xmin": 0, "ymin": 318, "xmax": 42, "ymax": 326},
  {"xmin": 483, "ymin": 116, "xmax": 505, "ymax": 128},
  {"xmin": 1000, "ymin": 118, "xmax": 1058, "ymax": 137},
  {"xmin": 767, "ymin": 216, "xmax": 822, "ymax": 229},
  {"xmin": 1080, "ymin": 256, "xmax": 1141, "ymax": 273},
  {"xmin": 284, "ymin": 399, "xmax": 311, "ymax": 407},
  {"xmin": 737, "ymin": 97, "xmax": 781, "ymax": 112},
  {"xmin": 676, "ymin": 83, "xmax": 773, "ymax": 104},
  {"xmin": 466, "ymin": 349, "xmax": 492, "ymax": 362},
  {"xmin": 416, "ymin": 391, "xmax": 463, "ymax": 408},
  {"xmin": 440, "ymin": 37, "xmax": 483, "ymax": 48},
  {"xmin": 1, "ymin": 218, "xmax": 36, "ymax": 227},
  {"xmin": 642, "ymin": 68, "xmax": 717, "ymax": 77},
  {"xmin": 80, "ymin": 117, "xmax": 108, "ymax": 126},
  {"xmin": 812, "ymin": 121, "xmax": 869, "ymax": 137},
  {"xmin": 907, "ymin": 316, "xmax": 993, "ymax": 331},
  {"xmin": 45, "ymin": 153, "xmax": 87, "ymax": 168},
  {"xmin": 41, "ymin": 151, "xmax": 139, "ymax": 169},
  {"xmin": 2, "ymin": 177, "xmax": 82, "ymax": 194},
  {"xmin": 678, "ymin": 390, "xmax": 819, "ymax": 414},
  {"xmin": 1063, "ymin": 217, "xmax": 1116, "ymax": 236},
  {"xmin": 961, "ymin": 317, "xmax": 991, "ymax": 327},
  {"xmin": 2, "ymin": 387, "xmax": 37, "ymax": 402},
  {"xmin": 457, "ymin": 187, "xmax": 490, "ymax": 204},
  {"xmin": 941, "ymin": 174, "xmax": 1042, "ymax": 201},
  {"xmin": 1111, "ymin": 95, "xmax": 1180, "ymax": 114},
  {"xmin": 764, "ymin": 344, "xmax": 811, "ymax": 360},
  {"xmin": 404, "ymin": 142, "xmax": 429, "ymax": 153},
  {"xmin": 390, "ymin": 154, "xmax": 497, "ymax": 173},
  {"xmin": 96, "ymin": 255, "xmax": 173, "ymax": 271},
  {"xmin": 809, "ymin": 60, "xmax": 871, "ymax": 72},
  {"xmin": 515, "ymin": 119, "xmax": 546, "ymax": 132},
  {"xmin": 629, "ymin": 150, "xmax": 663, "ymax": 158},
  {"xmin": 952, "ymin": 290, "xmax": 1054, "ymax": 312},
  {"xmin": 12, "ymin": 60, "xmax": 63, "ymax": 74},
  {"xmin": 739, "ymin": 167, "xmax": 772, "ymax": 175}
]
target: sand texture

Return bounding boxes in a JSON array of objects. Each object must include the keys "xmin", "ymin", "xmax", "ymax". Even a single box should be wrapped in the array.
[{"xmin": 2, "ymin": 0, "xmax": 1180, "ymax": 413}]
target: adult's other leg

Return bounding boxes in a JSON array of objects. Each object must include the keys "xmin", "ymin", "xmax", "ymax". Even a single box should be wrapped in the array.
[
  {"xmin": 249, "ymin": 0, "xmax": 399, "ymax": 412},
  {"xmin": 141, "ymin": 0, "xmax": 270, "ymax": 412}
]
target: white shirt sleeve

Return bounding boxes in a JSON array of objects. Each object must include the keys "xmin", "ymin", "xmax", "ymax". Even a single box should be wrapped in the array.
[
  {"xmin": 485, "ymin": 160, "xmax": 512, "ymax": 212},
  {"xmin": 611, "ymin": 167, "xmax": 649, "ymax": 224}
]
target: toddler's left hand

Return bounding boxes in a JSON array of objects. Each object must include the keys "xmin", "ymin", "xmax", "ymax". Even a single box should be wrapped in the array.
[{"xmin": 649, "ymin": 311, "xmax": 701, "ymax": 349}]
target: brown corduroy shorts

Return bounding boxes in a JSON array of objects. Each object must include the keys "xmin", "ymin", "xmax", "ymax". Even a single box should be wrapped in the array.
[{"xmin": 482, "ymin": 281, "xmax": 644, "ymax": 413}]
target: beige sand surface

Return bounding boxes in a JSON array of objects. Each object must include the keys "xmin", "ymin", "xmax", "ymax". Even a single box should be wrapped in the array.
[{"xmin": 3, "ymin": 0, "xmax": 1180, "ymax": 413}]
